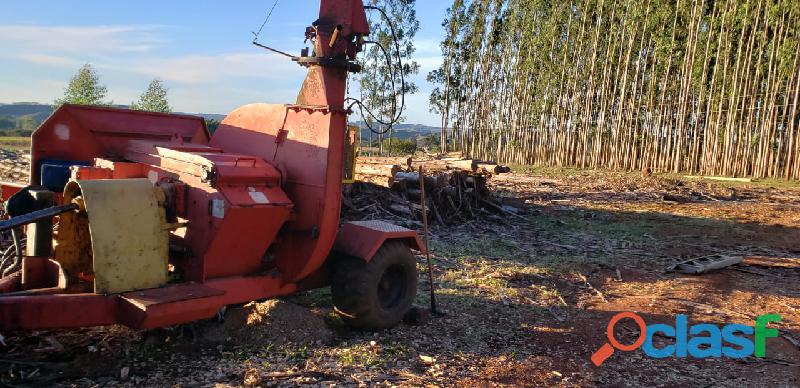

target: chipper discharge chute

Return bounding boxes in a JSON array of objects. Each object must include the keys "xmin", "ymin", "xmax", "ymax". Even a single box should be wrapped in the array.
[{"xmin": 0, "ymin": 0, "xmax": 423, "ymax": 332}]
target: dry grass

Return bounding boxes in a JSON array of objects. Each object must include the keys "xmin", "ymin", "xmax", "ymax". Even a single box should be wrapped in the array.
[
  {"xmin": 1, "ymin": 169, "xmax": 799, "ymax": 387},
  {"xmin": 0, "ymin": 136, "xmax": 31, "ymax": 152}
]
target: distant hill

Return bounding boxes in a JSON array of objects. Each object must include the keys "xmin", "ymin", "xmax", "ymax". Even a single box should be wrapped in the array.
[
  {"xmin": 194, "ymin": 113, "xmax": 226, "ymax": 122},
  {"xmin": 0, "ymin": 103, "xmax": 438, "ymax": 140},
  {"xmin": 0, "ymin": 103, "xmax": 53, "ymax": 124},
  {"xmin": 352, "ymin": 122, "xmax": 440, "ymax": 140},
  {"xmin": 0, "ymin": 103, "xmax": 230, "ymax": 134},
  {"xmin": 0, "ymin": 103, "xmax": 227, "ymax": 122}
]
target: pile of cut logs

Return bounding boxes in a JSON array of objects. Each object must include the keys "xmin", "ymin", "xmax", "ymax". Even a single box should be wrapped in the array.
[
  {"xmin": 354, "ymin": 154, "xmax": 511, "ymax": 188},
  {"xmin": 344, "ymin": 154, "xmax": 514, "ymax": 225}
]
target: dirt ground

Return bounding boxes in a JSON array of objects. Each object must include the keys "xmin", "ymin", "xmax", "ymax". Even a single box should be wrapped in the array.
[{"xmin": 1, "ymin": 164, "xmax": 799, "ymax": 387}]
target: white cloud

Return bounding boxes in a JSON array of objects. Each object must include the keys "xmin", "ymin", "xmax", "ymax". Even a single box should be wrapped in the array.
[
  {"xmin": 0, "ymin": 25, "xmax": 164, "ymax": 54},
  {"xmin": 0, "ymin": 23, "xmax": 440, "ymax": 124},
  {"xmin": 411, "ymin": 38, "xmax": 443, "ymax": 73},
  {"xmin": 415, "ymin": 55, "xmax": 443, "ymax": 73},
  {"xmin": 414, "ymin": 38, "xmax": 442, "ymax": 55},
  {"xmin": 125, "ymin": 52, "xmax": 305, "ymax": 84},
  {"xmin": 14, "ymin": 53, "xmax": 81, "ymax": 68},
  {"xmin": 0, "ymin": 79, "xmax": 68, "ymax": 104},
  {"xmin": 166, "ymin": 85, "xmax": 301, "ymax": 114},
  {"xmin": 402, "ymin": 92, "xmax": 439, "ymax": 127},
  {"xmin": 0, "ymin": 22, "xmax": 304, "ymax": 83}
]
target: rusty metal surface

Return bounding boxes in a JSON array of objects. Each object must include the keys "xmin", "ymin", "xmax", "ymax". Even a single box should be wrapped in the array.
[
  {"xmin": 121, "ymin": 283, "xmax": 224, "ymax": 309},
  {"xmin": 347, "ymin": 220, "xmax": 419, "ymax": 234}
]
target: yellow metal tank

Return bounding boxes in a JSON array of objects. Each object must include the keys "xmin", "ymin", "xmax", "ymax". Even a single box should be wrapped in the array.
[{"xmin": 55, "ymin": 179, "xmax": 169, "ymax": 294}]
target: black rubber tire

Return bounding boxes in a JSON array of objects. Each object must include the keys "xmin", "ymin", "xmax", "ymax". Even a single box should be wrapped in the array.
[{"xmin": 331, "ymin": 241, "xmax": 418, "ymax": 330}]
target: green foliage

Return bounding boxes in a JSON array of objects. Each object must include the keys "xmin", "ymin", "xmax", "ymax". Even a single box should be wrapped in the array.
[
  {"xmin": 0, "ymin": 130, "xmax": 33, "ymax": 137},
  {"xmin": 359, "ymin": 0, "xmax": 420, "ymax": 124},
  {"xmin": 380, "ymin": 137, "xmax": 416, "ymax": 155},
  {"xmin": 0, "ymin": 115, "xmax": 13, "ymax": 130},
  {"xmin": 0, "ymin": 114, "xmax": 39, "ymax": 134},
  {"xmin": 54, "ymin": 64, "xmax": 109, "ymax": 106},
  {"xmin": 426, "ymin": 68, "xmax": 446, "ymax": 115},
  {"xmin": 14, "ymin": 115, "xmax": 38, "ymax": 132},
  {"xmin": 205, "ymin": 119, "xmax": 221, "ymax": 134},
  {"xmin": 130, "ymin": 79, "xmax": 172, "ymax": 113},
  {"xmin": 417, "ymin": 134, "xmax": 442, "ymax": 153}
]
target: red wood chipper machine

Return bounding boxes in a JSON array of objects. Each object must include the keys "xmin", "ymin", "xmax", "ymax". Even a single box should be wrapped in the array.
[{"xmin": 0, "ymin": 0, "xmax": 424, "ymax": 332}]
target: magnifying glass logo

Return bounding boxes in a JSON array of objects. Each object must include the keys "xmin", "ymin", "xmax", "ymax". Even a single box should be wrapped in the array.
[{"xmin": 591, "ymin": 312, "xmax": 647, "ymax": 366}]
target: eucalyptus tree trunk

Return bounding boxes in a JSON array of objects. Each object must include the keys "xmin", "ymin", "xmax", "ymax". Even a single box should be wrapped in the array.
[{"xmin": 430, "ymin": 0, "xmax": 800, "ymax": 180}]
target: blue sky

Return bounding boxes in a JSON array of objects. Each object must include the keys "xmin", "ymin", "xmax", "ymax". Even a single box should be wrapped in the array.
[{"xmin": 0, "ymin": 1, "xmax": 447, "ymax": 125}]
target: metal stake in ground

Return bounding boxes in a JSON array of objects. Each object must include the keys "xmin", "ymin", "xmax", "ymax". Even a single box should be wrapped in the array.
[{"xmin": 418, "ymin": 166, "xmax": 439, "ymax": 314}]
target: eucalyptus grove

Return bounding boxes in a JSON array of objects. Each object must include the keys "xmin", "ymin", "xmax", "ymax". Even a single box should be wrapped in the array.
[{"xmin": 430, "ymin": 0, "xmax": 800, "ymax": 179}]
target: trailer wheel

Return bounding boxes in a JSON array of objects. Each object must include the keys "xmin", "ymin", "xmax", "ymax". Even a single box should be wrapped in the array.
[{"xmin": 331, "ymin": 241, "xmax": 417, "ymax": 330}]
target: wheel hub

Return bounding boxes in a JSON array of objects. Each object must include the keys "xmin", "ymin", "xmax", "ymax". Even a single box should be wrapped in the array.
[{"xmin": 378, "ymin": 264, "xmax": 406, "ymax": 309}]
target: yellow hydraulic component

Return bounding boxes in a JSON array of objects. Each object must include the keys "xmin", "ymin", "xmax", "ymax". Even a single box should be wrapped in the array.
[
  {"xmin": 54, "ymin": 190, "xmax": 93, "ymax": 285},
  {"xmin": 56, "ymin": 179, "xmax": 169, "ymax": 294}
]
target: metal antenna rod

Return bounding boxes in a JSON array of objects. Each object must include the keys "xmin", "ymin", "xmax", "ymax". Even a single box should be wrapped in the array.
[
  {"xmin": 418, "ymin": 166, "xmax": 438, "ymax": 314},
  {"xmin": 252, "ymin": 0, "xmax": 281, "ymax": 41}
]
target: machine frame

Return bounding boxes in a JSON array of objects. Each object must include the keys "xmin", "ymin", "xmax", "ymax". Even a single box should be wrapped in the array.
[{"xmin": 0, "ymin": 0, "xmax": 423, "ymax": 331}]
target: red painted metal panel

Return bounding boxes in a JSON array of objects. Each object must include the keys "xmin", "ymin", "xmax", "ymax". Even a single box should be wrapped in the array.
[
  {"xmin": 349, "ymin": 0, "xmax": 370, "ymax": 35},
  {"xmin": 317, "ymin": 0, "xmax": 370, "ymax": 62},
  {"xmin": 0, "ymin": 272, "xmax": 21, "ymax": 293},
  {"xmin": 0, "ymin": 181, "xmax": 25, "ymax": 201},
  {"xmin": 0, "ymin": 294, "xmax": 116, "ymax": 330},
  {"xmin": 0, "ymin": 274, "xmax": 300, "ymax": 331},
  {"xmin": 21, "ymin": 257, "xmax": 63, "ymax": 290},
  {"xmin": 219, "ymin": 185, "xmax": 292, "ymax": 207},
  {"xmin": 333, "ymin": 221, "xmax": 426, "ymax": 262},
  {"xmin": 73, "ymin": 160, "xmax": 147, "ymax": 181},
  {"xmin": 31, "ymin": 105, "xmax": 209, "ymax": 185},
  {"xmin": 117, "ymin": 283, "xmax": 224, "ymax": 329},
  {"xmin": 205, "ymin": 275, "xmax": 297, "ymax": 305},
  {"xmin": 95, "ymin": 160, "xmax": 147, "ymax": 179},
  {"xmin": 71, "ymin": 166, "xmax": 113, "ymax": 180},
  {"xmin": 203, "ymin": 206, "xmax": 291, "ymax": 279},
  {"xmin": 124, "ymin": 297, "xmax": 221, "ymax": 330},
  {"xmin": 210, "ymin": 106, "xmax": 345, "ymax": 283},
  {"xmin": 0, "ymin": 1, "xmax": 401, "ymax": 332}
]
